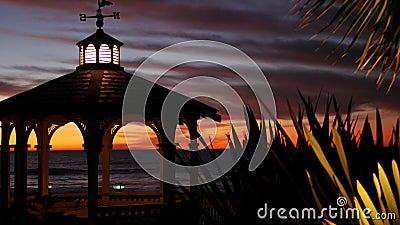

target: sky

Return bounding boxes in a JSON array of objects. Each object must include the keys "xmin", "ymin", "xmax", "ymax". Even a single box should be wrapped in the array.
[{"xmin": 1, "ymin": 0, "xmax": 399, "ymax": 150}]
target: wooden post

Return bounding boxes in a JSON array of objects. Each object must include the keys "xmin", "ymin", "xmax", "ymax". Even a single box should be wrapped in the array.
[
  {"xmin": 150, "ymin": 119, "xmax": 176, "ymax": 205},
  {"xmin": 101, "ymin": 123, "xmax": 119, "ymax": 203},
  {"xmin": 37, "ymin": 145, "xmax": 50, "ymax": 198},
  {"xmin": 159, "ymin": 141, "xmax": 175, "ymax": 204},
  {"xmin": 101, "ymin": 145, "xmax": 111, "ymax": 201},
  {"xmin": 1, "ymin": 119, "xmax": 11, "ymax": 209},
  {"xmin": 84, "ymin": 122, "xmax": 103, "ymax": 225},
  {"xmin": 86, "ymin": 148, "xmax": 100, "ymax": 225},
  {"xmin": 14, "ymin": 118, "xmax": 29, "ymax": 217},
  {"xmin": 35, "ymin": 121, "xmax": 52, "ymax": 198},
  {"xmin": 184, "ymin": 116, "xmax": 202, "ymax": 225},
  {"xmin": 185, "ymin": 117, "xmax": 200, "ymax": 188},
  {"xmin": 35, "ymin": 120, "xmax": 66, "ymax": 198}
]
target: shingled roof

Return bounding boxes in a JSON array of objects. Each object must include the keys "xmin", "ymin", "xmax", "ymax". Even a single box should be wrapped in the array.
[{"xmin": 0, "ymin": 69, "xmax": 221, "ymax": 122}]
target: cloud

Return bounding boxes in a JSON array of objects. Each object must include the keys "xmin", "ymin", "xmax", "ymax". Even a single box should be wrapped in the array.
[
  {"xmin": 0, "ymin": 0, "xmax": 92, "ymax": 12},
  {"xmin": 0, "ymin": 65, "xmax": 72, "ymax": 97},
  {"xmin": 0, "ymin": 76, "xmax": 50, "ymax": 97},
  {"xmin": 6, "ymin": 65, "xmax": 72, "ymax": 75},
  {"xmin": 0, "ymin": 0, "xmax": 398, "ymax": 124}
]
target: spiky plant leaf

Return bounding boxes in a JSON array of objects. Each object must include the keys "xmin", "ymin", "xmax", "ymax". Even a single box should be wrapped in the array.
[
  {"xmin": 248, "ymin": 116, "xmax": 268, "ymax": 171},
  {"xmin": 322, "ymin": 218, "xmax": 337, "ymax": 225},
  {"xmin": 231, "ymin": 124, "xmax": 243, "ymax": 152},
  {"xmin": 287, "ymin": 99, "xmax": 306, "ymax": 144},
  {"xmin": 377, "ymin": 163, "xmax": 400, "ymax": 218},
  {"xmin": 332, "ymin": 128, "xmax": 353, "ymax": 190},
  {"xmin": 306, "ymin": 169, "xmax": 324, "ymax": 211},
  {"xmin": 305, "ymin": 128, "xmax": 353, "ymax": 207},
  {"xmin": 393, "ymin": 160, "xmax": 400, "ymax": 205},
  {"xmin": 297, "ymin": 90, "xmax": 322, "ymax": 134},
  {"xmin": 354, "ymin": 197, "xmax": 371, "ymax": 225},
  {"xmin": 376, "ymin": 108, "xmax": 383, "ymax": 149},
  {"xmin": 372, "ymin": 173, "xmax": 390, "ymax": 225},
  {"xmin": 275, "ymin": 121, "xmax": 295, "ymax": 149},
  {"xmin": 357, "ymin": 180, "xmax": 384, "ymax": 225},
  {"xmin": 322, "ymin": 95, "xmax": 332, "ymax": 136},
  {"xmin": 359, "ymin": 116, "xmax": 375, "ymax": 150},
  {"xmin": 395, "ymin": 119, "xmax": 399, "ymax": 148},
  {"xmin": 345, "ymin": 97, "xmax": 353, "ymax": 132},
  {"xmin": 243, "ymin": 105, "xmax": 251, "ymax": 135}
]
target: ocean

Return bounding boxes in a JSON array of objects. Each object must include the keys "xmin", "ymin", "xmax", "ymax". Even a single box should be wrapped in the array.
[{"xmin": 9, "ymin": 150, "xmax": 160, "ymax": 195}]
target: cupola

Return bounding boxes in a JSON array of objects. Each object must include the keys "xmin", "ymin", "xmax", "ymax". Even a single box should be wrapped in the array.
[
  {"xmin": 76, "ymin": 1, "xmax": 123, "ymax": 71},
  {"xmin": 76, "ymin": 29, "xmax": 123, "ymax": 70}
]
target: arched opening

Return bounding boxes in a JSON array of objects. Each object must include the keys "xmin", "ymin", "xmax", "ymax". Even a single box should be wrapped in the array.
[
  {"xmin": 26, "ymin": 130, "xmax": 38, "ymax": 196},
  {"xmin": 85, "ymin": 44, "xmax": 96, "ymax": 64},
  {"xmin": 8, "ymin": 128, "xmax": 16, "ymax": 199},
  {"xmin": 7, "ymin": 128, "xmax": 38, "ymax": 198},
  {"xmin": 99, "ymin": 44, "xmax": 111, "ymax": 63},
  {"xmin": 113, "ymin": 45, "xmax": 119, "ymax": 65},
  {"xmin": 48, "ymin": 122, "xmax": 85, "ymax": 194},
  {"xmin": 79, "ymin": 45, "xmax": 84, "ymax": 65},
  {"xmin": 9, "ymin": 127, "xmax": 16, "ymax": 146},
  {"xmin": 174, "ymin": 117, "xmax": 227, "ymax": 165},
  {"xmin": 101, "ymin": 122, "xmax": 160, "ymax": 196}
]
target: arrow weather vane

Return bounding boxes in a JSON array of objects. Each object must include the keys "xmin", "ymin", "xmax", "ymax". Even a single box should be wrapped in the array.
[{"xmin": 80, "ymin": 0, "xmax": 120, "ymax": 29}]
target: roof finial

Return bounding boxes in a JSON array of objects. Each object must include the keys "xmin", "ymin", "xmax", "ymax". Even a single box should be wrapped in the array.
[{"xmin": 80, "ymin": 0, "xmax": 120, "ymax": 29}]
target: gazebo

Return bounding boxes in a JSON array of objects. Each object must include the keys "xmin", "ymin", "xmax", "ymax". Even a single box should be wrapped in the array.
[{"xmin": 0, "ymin": 3, "xmax": 221, "ymax": 224}]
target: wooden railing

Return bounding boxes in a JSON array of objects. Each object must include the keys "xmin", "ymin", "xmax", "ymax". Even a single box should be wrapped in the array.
[
  {"xmin": 20, "ymin": 192, "xmax": 218, "ymax": 223},
  {"xmin": 24, "ymin": 192, "xmax": 163, "ymax": 209},
  {"xmin": 97, "ymin": 203, "xmax": 166, "ymax": 218},
  {"xmin": 104, "ymin": 192, "xmax": 162, "ymax": 204}
]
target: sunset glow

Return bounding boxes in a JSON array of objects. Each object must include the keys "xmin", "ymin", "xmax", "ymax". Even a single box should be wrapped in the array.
[
  {"xmin": 0, "ymin": 0, "xmax": 399, "ymax": 151},
  {"xmin": 6, "ymin": 119, "xmax": 233, "ymax": 151}
]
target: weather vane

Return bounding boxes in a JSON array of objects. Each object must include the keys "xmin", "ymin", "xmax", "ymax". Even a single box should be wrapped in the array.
[{"xmin": 80, "ymin": 0, "xmax": 120, "ymax": 29}]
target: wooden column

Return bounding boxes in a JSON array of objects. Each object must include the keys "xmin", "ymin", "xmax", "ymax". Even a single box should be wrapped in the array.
[
  {"xmin": 101, "ymin": 123, "xmax": 120, "ymax": 202},
  {"xmin": 37, "ymin": 144, "xmax": 51, "ymax": 198},
  {"xmin": 35, "ymin": 121, "xmax": 51, "ymax": 198},
  {"xmin": 101, "ymin": 144, "xmax": 111, "ymax": 200},
  {"xmin": 150, "ymin": 120, "xmax": 176, "ymax": 205},
  {"xmin": 35, "ymin": 120, "xmax": 65, "ymax": 198},
  {"xmin": 14, "ymin": 118, "xmax": 29, "ymax": 217},
  {"xmin": 1, "ymin": 119, "xmax": 11, "ymax": 209},
  {"xmin": 189, "ymin": 140, "xmax": 199, "ymax": 185},
  {"xmin": 185, "ymin": 117, "xmax": 201, "ymax": 225},
  {"xmin": 86, "ymin": 148, "xmax": 100, "ymax": 225},
  {"xmin": 185, "ymin": 117, "xmax": 200, "ymax": 187},
  {"xmin": 83, "ymin": 121, "xmax": 103, "ymax": 225},
  {"xmin": 159, "ymin": 141, "xmax": 176, "ymax": 204}
]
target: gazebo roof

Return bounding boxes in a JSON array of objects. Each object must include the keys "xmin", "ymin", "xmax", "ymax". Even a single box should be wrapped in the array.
[
  {"xmin": 0, "ymin": 12, "xmax": 221, "ymax": 124},
  {"xmin": 0, "ymin": 69, "xmax": 221, "ymax": 122},
  {"xmin": 77, "ymin": 29, "xmax": 124, "ymax": 47}
]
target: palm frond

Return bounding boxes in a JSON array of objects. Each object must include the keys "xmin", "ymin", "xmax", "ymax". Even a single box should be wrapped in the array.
[{"xmin": 293, "ymin": 0, "xmax": 400, "ymax": 91}]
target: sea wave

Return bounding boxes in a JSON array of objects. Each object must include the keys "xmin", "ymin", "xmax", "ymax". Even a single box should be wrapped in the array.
[{"xmin": 22, "ymin": 168, "xmax": 144, "ymax": 176}]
